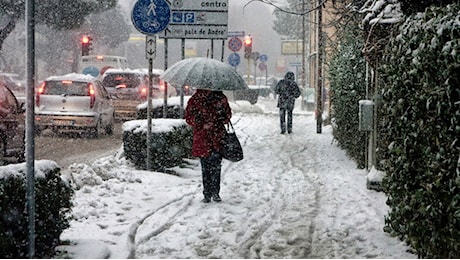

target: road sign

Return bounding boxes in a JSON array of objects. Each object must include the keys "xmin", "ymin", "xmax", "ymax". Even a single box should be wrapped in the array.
[
  {"xmin": 289, "ymin": 61, "xmax": 302, "ymax": 67},
  {"xmin": 258, "ymin": 62, "xmax": 267, "ymax": 71},
  {"xmin": 259, "ymin": 54, "xmax": 268, "ymax": 63},
  {"xmin": 132, "ymin": 0, "xmax": 171, "ymax": 35},
  {"xmin": 227, "ymin": 31, "xmax": 245, "ymax": 37},
  {"xmin": 82, "ymin": 66, "xmax": 99, "ymax": 77},
  {"xmin": 160, "ymin": 0, "xmax": 228, "ymax": 39},
  {"xmin": 281, "ymin": 40, "xmax": 304, "ymax": 55},
  {"xmin": 145, "ymin": 36, "xmax": 156, "ymax": 59},
  {"xmin": 252, "ymin": 51, "xmax": 260, "ymax": 61},
  {"xmin": 228, "ymin": 53, "xmax": 241, "ymax": 67},
  {"xmin": 228, "ymin": 37, "xmax": 242, "ymax": 52}
]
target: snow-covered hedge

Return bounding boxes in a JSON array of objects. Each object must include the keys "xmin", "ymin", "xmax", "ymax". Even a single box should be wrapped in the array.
[
  {"xmin": 136, "ymin": 96, "xmax": 191, "ymax": 119},
  {"xmin": 122, "ymin": 119, "xmax": 192, "ymax": 171},
  {"xmin": 379, "ymin": 4, "xmax": 460, "ymax": 258},
  {"xmin": 328, "ymin": 24, "xmax": 367, "ymax": 168},
  {"xmin": 0, "ymin": 160, "xmax": 73, "ymax": 258}
]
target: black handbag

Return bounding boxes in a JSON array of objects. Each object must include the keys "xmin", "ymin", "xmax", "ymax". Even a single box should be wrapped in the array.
[{"xmin": 220, "ymin": 122, "xmax": 243, "ymax": 162}]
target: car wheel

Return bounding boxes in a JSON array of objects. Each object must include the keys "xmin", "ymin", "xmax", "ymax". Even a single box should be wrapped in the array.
[
  {"xmin": 105, "ymin": 121, "xmax": 114, "ymax": 135},
  {"xmin": 0, "ymin": 140, "xmax": 5, "ymax": 166},
  {"xmin": 35, "ymin": 127, "xmax": 42, "ymax": 136},
  {"xmin": 91, "ymin": 120, "xmax": 103, "ymax": 138},
  {"xmin": 16, "ymin": 150, "xmax": 25, "ymax": 163}
]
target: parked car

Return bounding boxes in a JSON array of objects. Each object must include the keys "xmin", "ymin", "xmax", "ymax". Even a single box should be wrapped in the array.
[
  {"xmin": 0, "ymin": 80, "xmax": 25, "ymax": 165},
  {"xmin": 101, "ymin": 68, "xmax": 177, "ymax": 120},
  {"xmin": 35, "ymin": 73, "xmax": 114, "ymax": 137},
  {"xmin": 174, "ymin": 84, "xmax": 195, "ymax": 96},
  {"xmin": 0, "ymin": 73, "xmax": 25, "ymax": 104},
  {"xmin": 136, "ymin": 68, "xmax": 177, "ymax": 99}
]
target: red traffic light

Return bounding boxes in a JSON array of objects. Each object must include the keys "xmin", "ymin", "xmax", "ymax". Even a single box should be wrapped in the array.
[
  {"xmin": 244, "ymin": 35, "xmax": 252, "ymax": 59},
  {"xmin": 81, "ymin": 35, "xmax": 90, "ymax": 44},
  {"xmin": 244, "ymin": 36, "xmax": 252, "ymax": 46},
  {"xmin": 81, "ymin": 35, "xmax": 92, "ymax": 56}
]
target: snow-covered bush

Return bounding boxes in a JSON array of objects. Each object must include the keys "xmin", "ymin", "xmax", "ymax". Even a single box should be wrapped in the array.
[
  {"xmin": 122, "ymin": 119, "xmax": 192, "ymax": 171},
  {"xmin": 0, "ymin": 161, "xmax": 73, "ymax": 258},
  {"xmin": 379, "ymin": 4, "xmax": 460, "ymax": 258},
  {"xmin": 328, "ymin": 24, "xmax": 367, "ymax": 168}
]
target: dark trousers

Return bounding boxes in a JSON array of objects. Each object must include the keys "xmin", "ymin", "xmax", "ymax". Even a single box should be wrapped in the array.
[
  {"xmin": 279, "ymin": 108, "xmax": 293, "ymax": 133},
  {"xmin": 200, "ymin": 151, "xmax": 222, "ymax": 198}
]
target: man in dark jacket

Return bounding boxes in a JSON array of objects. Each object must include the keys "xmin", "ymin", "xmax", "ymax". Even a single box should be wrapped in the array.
[{"xmin": 274, "ymin": 71, "xmax": 301, "ymax": 134}]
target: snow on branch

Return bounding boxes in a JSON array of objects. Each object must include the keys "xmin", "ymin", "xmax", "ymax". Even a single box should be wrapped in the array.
[{"xmin": 359, "ymin": 0, "xmax": 403, "ymax": 27}]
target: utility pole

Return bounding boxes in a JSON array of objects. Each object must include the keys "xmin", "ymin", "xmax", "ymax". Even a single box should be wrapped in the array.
[
  {"xmin": 25, "ymin": 0, "xmax": 36, "ymax": 257},
  {"xmin": 316, "ymin": 0, "xmax": 323, "ymax": 134}
]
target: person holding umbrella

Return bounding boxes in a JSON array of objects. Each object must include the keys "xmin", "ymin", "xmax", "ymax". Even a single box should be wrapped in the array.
[
  {"xmin": 185, "ymin": 89, "xmax": 232, "ymax": 203},
  {"xmin": 274, "ymin": 71, "xmax": 301, "ymax": 134}
]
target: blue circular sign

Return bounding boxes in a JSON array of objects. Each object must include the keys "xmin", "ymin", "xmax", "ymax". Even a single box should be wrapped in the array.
[
  {"xmin": 132, "ymin": 0, "xmax": 171, "ymax": 35},
  {"xmin": 259, "ymin": 54, "xmax": 268, "ymax": 63},
  {"xmin": 82, "ymin": 66, "xmax": 99, "ymax": 77},
  {"xmin": 228, "ymin": 53, "xmax": 241, "ymax": 67}
]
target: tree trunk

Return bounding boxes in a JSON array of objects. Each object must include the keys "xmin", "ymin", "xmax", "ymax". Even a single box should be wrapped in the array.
[{"xmin": 0, "ymin": 17, "xmax": 18, "ymax": 52}]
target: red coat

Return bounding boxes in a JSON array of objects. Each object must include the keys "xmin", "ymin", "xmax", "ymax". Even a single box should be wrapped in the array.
[{"xmin": 185, "ymin": 90, "xmax": 232, "ymax": 157}]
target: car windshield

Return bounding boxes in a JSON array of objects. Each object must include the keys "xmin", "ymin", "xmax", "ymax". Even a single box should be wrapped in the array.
[
  {"xmin": 43, "ymin": 81, "xmax": 91, "ymax": 96},
  {"xmin": 102, "ymin": 73, "xmax": 141, "ymax": 89}
]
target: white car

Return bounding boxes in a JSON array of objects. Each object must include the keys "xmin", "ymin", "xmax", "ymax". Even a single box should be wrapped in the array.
[{"xmin": 35, "ymin": 73, "xmax": 115, "ymax": 137}]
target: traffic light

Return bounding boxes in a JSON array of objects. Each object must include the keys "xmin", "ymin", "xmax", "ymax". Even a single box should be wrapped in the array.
[
  {"xmin": 244, "ymin": 35, "xmax": 252, "ymax": 59},
  {"xmin": 81, "ymin": 35, "xmax": 92, "ymax": 56}
]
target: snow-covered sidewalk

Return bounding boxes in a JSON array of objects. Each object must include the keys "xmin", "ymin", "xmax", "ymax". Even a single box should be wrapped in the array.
[{"xmin": 58, "ymin": 97, "xmax": 416, "ymax": 258}]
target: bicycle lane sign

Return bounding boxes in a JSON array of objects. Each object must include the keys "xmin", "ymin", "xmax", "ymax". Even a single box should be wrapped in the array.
[{"xmin": 132, "ymin": 0, "xmax": 171, "ymax": 35}]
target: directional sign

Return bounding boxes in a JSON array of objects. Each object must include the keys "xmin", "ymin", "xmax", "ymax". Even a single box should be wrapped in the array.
[
  {"xmin": 160, "ymin": 0, "xmax": 228, "ymax": 39},
  {"xmin": 228, "ymin": 37, "xmax": 242, "ymax": 52},
  {"xmin": 132, "ymin": 0, "xmax": 171, "ymax": 35},
  {"xmin": 227, "ymin": 31, "xmax": 245, "ymax": 38},
  {"xmin": 145, "ymin": 36, "xmax": 156, "ymax": 59},
  {"xmin": 227, "ymin": 53, "xmax": 241, "ymax": 67}
]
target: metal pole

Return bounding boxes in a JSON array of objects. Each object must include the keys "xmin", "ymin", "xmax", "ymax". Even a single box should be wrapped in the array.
[
  {"xmin": 147, "ymin": 57, "xmax": 153, "ymax": 171},
  {"xmin": 316, "ymin": 0, "xmax": 323, "ymax": 134},
  {"xmin": 253, "ymin": 59, "xmax": 257, "ymax": 85},
  {"xmin": 221, "ymin": 40, "xmax": 225, "ymax": 62},
  {"xmin": 25, "ymin": 0, "xmax": 36, "ymax": 257},
  {"xmin": 301, "ymin": 0, "xmax": 306, "ymax": 110},
  {"xmin": 163, "ymin": 38, "xmax": 168, "ymax": 118},
  {"xmin": 246, "ymin": 58, "xmax": 250, "ymax": 85},
  {"xmin": 180, "ymin": 39, "xmax": 185, "ymax": 118},
  {"xmin": 211, "ymin": 39, "xmax": 214, "ymax": 59}
]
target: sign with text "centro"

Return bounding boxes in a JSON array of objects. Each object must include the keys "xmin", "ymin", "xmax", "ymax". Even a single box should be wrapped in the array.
[{"xmin": 160, "ymin": 0, "xmax": 228, "ymax": 39}]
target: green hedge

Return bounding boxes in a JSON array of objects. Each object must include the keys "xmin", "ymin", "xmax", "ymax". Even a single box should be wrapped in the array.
[
  {"xmin": 0, "ymin": 161, "xmax": 73, "ymax": 258},
  {"xmin": 122, "ymin": 119, "xmax": 193, "ymax": 171},
  {"xmin": 328, "ymin": 24, "xmax": 367, "ymax": 168},
  {"xmin": 379, "ymin": 4, "xmax": 460, "ymax": 258}
]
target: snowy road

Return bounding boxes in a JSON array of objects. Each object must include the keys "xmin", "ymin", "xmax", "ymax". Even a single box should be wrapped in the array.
[{"xmin": 58, "ymin": 97, "xmax": 415, "ymax": 259}]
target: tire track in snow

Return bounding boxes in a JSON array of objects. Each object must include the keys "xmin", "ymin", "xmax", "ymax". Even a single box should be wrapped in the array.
[
  {"xmin": 223, "ymin": 114, "xmax": 285, "ymax": 258},
  {"xmin": 286, "ymin": 134, "xmax": 322, "ymax": 257},
  {"xmin": 128, "ymin": 192, "xmax": 196, "ymax": 258}
]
